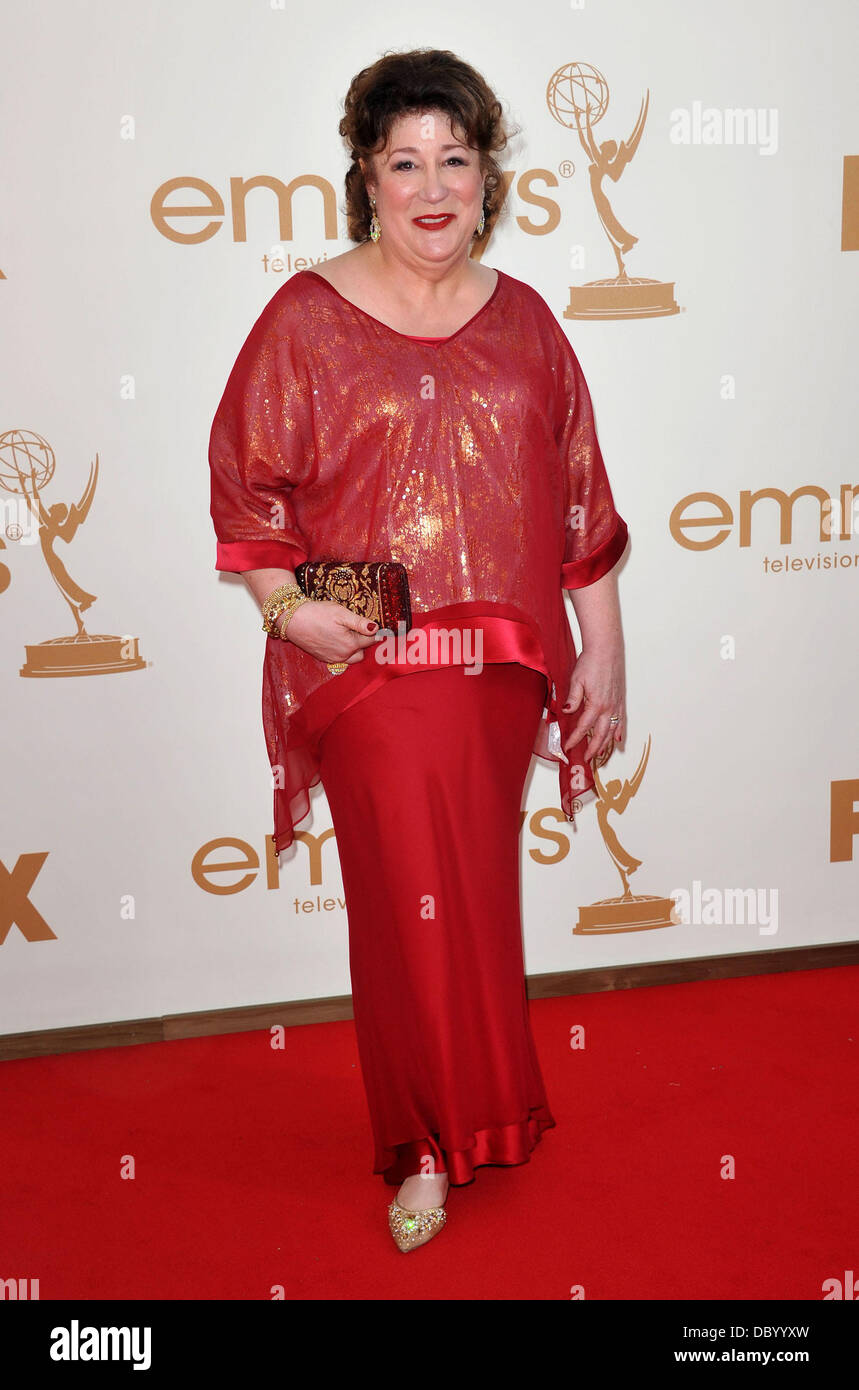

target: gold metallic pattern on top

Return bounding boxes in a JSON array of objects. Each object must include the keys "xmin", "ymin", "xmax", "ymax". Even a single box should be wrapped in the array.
[{"xmin": 208, "ymin": 267, "xmax": 628, "ymax": 848}]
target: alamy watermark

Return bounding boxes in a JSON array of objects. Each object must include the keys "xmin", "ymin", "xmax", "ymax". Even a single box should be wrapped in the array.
[
  {"xmin": 373, "ymin": 622, "xmax": 484, "ymax": 674},
  {"xmin": 670, "ymin": 879, "xmax": 778, "ymax": 935},
  {"xmin": 670, "ymin": 103, "xmax": 778, "ymax": 156}
]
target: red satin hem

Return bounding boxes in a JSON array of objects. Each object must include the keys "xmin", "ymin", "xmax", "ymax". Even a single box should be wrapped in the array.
[
  {"xmin": 271, "ymin": 600, "xmax": 597, "ymax": 850},
  {"xmin": 292, "ymin": 602, "xmax": 552, "ymax": 746},
  {"xmin": 379, "ymin": 1105, "xmax": 557, "ymax": 1187},
  {"xmin": 270, "ymin": 601, "xmax": 592, "ymax": 854}
]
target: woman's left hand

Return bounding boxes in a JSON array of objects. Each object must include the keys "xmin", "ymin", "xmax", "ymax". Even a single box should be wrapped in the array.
[{"xmin": 561, "ymin": 641, "xmax": 626, "ymax": 766}]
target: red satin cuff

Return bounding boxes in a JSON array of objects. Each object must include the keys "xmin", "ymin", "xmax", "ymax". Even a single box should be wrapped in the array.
[
  {"xmin": 216, "ymin": 538, "xmax": 309, "ymax": 574},
  {"xmin": 561, "ymin": 514, "xmax": 629, "ymax": 588}
]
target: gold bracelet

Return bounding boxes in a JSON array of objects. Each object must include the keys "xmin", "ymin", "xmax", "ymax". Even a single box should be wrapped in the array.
[
  {"xmin": 261, "ymin": 584, "xmax": 295, "ymax": 635},
  {"xmin": 261, "ymin": 583, "xmax": 308, "ymax": 638},
  {"xmin": 278, "ymin": 595, "xmax": 310, "ymax": 638}
]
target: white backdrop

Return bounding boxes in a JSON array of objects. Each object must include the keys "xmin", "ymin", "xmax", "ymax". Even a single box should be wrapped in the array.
[{"xmin": 1, "ymin": 0, "xmax": 857, "ymax": 1036}]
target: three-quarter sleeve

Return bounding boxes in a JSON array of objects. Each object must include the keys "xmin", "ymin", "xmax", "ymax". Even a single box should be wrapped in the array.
[
  {"xmin": 552, "ymin": 329, "xmax": 629, "ymax": 588},
  {"xmin": 208, "ymin": 298, "xmax": 314, "ymax": 574}
]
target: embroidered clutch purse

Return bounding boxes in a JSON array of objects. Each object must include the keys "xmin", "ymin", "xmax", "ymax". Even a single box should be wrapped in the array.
[{"xmin": 294, "ymin": 559, "xmax": 412, "ymax": 634}]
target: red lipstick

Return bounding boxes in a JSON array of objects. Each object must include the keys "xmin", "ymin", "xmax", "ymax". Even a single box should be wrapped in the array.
[{"xmin": 412, "ymin": 213, "xmax": 456, "ymax": 229}]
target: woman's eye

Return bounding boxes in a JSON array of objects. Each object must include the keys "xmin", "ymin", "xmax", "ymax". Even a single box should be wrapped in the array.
[{"xmin": 392, "ymin": 156, "xmax": 467, "ymax": 171}]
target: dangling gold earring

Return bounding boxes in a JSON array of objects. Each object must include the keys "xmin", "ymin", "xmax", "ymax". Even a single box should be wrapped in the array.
[
  {"xmin": 476, "ymin": 204, "xmax": 485, "ymax": 237},
  {"xmin": 369, "ymin": 195, "xmax": 381, "ymax": 243}
]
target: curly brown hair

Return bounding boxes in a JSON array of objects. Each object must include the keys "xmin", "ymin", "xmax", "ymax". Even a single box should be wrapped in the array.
[{"xmin": 338, "ymin": 48, "xmax": 518, "ymax": 245}]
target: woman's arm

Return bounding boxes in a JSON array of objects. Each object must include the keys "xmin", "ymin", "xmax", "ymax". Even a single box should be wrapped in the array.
[
  {"xmin": 567, "ymin": 565, "xmax": 623, "ymax": 653},
  {"xmin": 562, "ymin": 566, "xmax": 627, "ymax": 764},
  {"xmin": 241, "ymin": 567, "xmax": 298, "ymax": 638}
]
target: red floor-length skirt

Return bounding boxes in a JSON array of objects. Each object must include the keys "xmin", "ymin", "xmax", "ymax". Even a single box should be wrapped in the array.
[{"xmin": 318, "ymin": 660, "xmax": 557, "ymax": 1186}]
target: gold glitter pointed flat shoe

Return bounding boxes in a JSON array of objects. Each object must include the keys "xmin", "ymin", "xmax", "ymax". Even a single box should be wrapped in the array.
[{"xmin": 387, "ymin": 1197, "xmax": 447, "ymax": 1253}]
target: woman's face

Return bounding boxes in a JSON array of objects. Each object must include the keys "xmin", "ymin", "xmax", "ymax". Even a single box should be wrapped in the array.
[{"xmin": 361, "ymin": 109, "xmax": 485, "ymax": 269}]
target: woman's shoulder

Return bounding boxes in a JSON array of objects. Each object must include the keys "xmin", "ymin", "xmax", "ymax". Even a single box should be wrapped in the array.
[
  {"xmin": 495, "ymin": 268, "xmax": 555, "ymax": 317},
  {"xmin": 229, "ymin": 266, "xmax": 341, "ymax": 359},
  {"xmin": 495, "ymin": 270, "xmax": 572, "ymax": 358},
  {"xmin": 265, "ymin": 264, "xmax": 332, "ymax": 316}
]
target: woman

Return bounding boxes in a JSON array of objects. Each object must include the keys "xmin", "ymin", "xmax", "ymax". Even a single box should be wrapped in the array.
[{"xmin": 208, "ymin": 49, "xmax": 629, "ymax": 1253}]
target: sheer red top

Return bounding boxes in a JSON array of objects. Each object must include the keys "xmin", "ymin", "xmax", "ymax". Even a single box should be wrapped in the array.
[{"xmin": 208, "ymin": 267, "xmax": 629, "ymax": 852}]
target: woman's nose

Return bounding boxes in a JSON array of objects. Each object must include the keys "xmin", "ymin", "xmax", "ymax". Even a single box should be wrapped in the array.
[{"xmin": 420, "ymin": 170, "xmax": 447, "ymax": 198}]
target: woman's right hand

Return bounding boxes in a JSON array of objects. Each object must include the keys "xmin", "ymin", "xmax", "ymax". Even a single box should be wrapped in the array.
[{"xmin": 277, "ymin": 598, "xmax": 380, "ymax": 666}]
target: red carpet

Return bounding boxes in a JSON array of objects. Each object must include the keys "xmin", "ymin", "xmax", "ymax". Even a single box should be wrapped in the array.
[{"xmin": 2, "ymin": 965, "xmax": 857, "ymax": 1300}]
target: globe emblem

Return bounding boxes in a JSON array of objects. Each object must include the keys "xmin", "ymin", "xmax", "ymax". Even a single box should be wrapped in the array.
[
  {"xmin": 0, "ymin": 429, "xmax": 56, "ymax": 494},
  {"xmin": 546, "ymin": 61, "xmax": 609, "ymax": 131}
]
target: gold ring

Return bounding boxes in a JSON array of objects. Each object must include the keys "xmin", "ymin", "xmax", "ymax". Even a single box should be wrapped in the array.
[{"xmin": 327, "ymin": 662, "xmax": 348, "ymax": 675}]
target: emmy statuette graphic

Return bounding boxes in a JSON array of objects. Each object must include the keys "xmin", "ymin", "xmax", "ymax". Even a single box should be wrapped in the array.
[
  {"xmin": 547, "ymin": 62, "xmax": 680, "ymax": 320},
  {"xmin": 0, "ymin": 429, "xmax": 146, "ymax": 677},
  {"xmin": 574, "ymin": 735, "xmax": 676, "ymax": 934}
]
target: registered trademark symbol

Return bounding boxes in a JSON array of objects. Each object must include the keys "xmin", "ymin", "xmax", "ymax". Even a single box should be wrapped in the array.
[{"xmin": 558, "ymin": 160, "xmax": 576, "ymax": 179}]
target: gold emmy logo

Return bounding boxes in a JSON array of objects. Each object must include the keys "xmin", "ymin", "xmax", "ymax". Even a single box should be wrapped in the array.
[
  {"xmin": 574, "ymin": 736, "xmax": 677, "ymax": 934},
  {"xmin": 547, "ymin": 62, "xmax": 680, "ymax": 320},
  {"xmin": 0, "ymin": 429, "xmax": 146, "ymax": 677}
]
